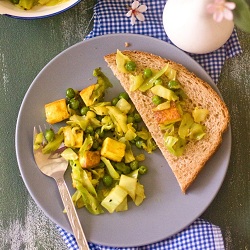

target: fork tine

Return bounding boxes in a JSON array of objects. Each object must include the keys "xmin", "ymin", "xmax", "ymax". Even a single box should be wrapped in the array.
[
  {"xmin": 33, "ymin": 126, "xmax": 44, "ymax": 150},
  {"xmin": 42, "ymin": 123, "xmax": 54, "ymax": 132},
  {"xmin": 43, "ymin": 124, "xmax": 47, "ymax": 132},
  {"xmin": 32, "ymin": 124, "xmax": 89, "ymax": 249},
  {"xmin": 33, "ymin": 124, "xmax": 47, "ymax": 147},
  {"xmin": 47, "ymin": 123, "xmax": 54, "ymax": 131},
  {"xmin": 39, "ymin": 125, "xmax": 47, "ymax": 145},
  {"xmin": 33, "ymin": 126, "xmax": 37, "ymax": 135},
  {"xmin": 39, "ymin": 125, "xmax": 43, "ymax": 133},
  {"xmin": 35, "ymin": 123, "xmax": 57, "ymax": 147}
]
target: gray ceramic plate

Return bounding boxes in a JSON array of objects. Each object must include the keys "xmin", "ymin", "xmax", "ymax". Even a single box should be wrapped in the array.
[{"xmin": 15, "ymin": 34, "xmax": 231, "ymax": 247}]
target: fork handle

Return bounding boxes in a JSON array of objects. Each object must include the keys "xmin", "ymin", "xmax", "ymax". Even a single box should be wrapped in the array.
[{"xmin": 56, "ymin": 177, "xmax": 90, "ymax": 250}]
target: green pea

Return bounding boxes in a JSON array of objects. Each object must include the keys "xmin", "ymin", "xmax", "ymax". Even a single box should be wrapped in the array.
[
  {"xmin": 85, "ymin": 125, "xmax": 94, "ymax": 134},
  {"xmin": 152, "ymin": 95, "xmax": 163, "ymax": 105},
  {"xmin": 168, "ymin": 80, "xmax": 181, "ymax": 89},
  {"xmin": 175, "ymin": 89, "xmax": 187, "ymax": 100},
  {"xmin": 154, "ymin": 78, "xmax": 163, "ymax": 85},
  {"xmin": 78, "ymin": 97, "xmax": 85, "ymax": 108},
  {"xmin": 118, "ymin": 92, "xmax": 129, "ymax": 101},
  {"xmin": 115, "ymin": 162, "xmax": 131, "ymax": 174},
  {"xmin": 102, "ymin": 175, "xmax": 113, "ymax": 187},
  {"xmin": 115, "ymin": 162, "xmax": 126, "ymax": 170},
  {"xmin": 80, "ymin": 106, "xmax": 89, "ymax": 116},
  {"xmin": 66, "ymin": 88, "xmax": 75, "ymax": 99},
  {"xmin": 45, "ymin": 129, "xmax": 55, "ymax": 142},
  {"xmin": 127, "ymin": 115, "xmax": 134, "ymax": 124},
  {"xmin": 92, "ymin": 140, "xmax": 99, "ymax": 150},
  {"xmin": 111, "ymin": 97, "xmax": 119, "ymax": 106},
  {"xmin": 133, "ymin": 123, "xmax": 138, "ymax": 130},
  {"xmin": 125, "ymin": 61, "xmax": 136, "ymax": 71},
  {"xmin": 124, "ymin": 167, "xmax": 131, "ymax": 175},
  {"xmin": 70, "ymin": 98, "xmax": 80, "ymax": 110},
  {"xmin": 130, "ymin": 160, "xmax": 139, "ymax": 170},
  {"xmin": 66, "ymin": 97, "xmax": 71, "ymax": 105},
  {"xmin": 143, "ymin": 68, "xmax": 152, "ymax": 78},
  {"xmin": 138, "ymin": 165, "xmax": 148, "ymax": 175},
  {"xmin": 134, "ymin": 113, "xmax": 142, "ymax": 123},
  {"xmin": 135, "ymin": 140, "xmax": 144, "ymax": 149}
]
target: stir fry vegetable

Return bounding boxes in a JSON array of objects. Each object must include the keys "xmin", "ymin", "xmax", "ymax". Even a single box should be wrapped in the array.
[
  {"xmin": 116, "ymin": 50, "xmax": 209, "ymax": 157},
  {"xmin": 34, "ymin": 68, "xmax": 157, "ymax": 215},
  {"xmin": 9, "ymin": 0, "xmax": 67, "ymax": 10}
]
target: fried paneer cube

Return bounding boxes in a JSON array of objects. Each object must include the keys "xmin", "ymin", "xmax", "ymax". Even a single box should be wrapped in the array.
[
  {"xmin": 79, "ymin": 151, "xmax": 101, "ymax": 168},
  {"xmin": 45, "ymin": 99, "xmax": 70, "ymax": 124},
  {"xmin": 79, "ymin": 84, "xmax": 96, "ymax": 107},
  {"xmin": 154, "ymin": 102, "xmax": 182, "ymax": 125},
  {"xmin": 101, "ymin": 137, "xmax": 126, "ymax": 162}
]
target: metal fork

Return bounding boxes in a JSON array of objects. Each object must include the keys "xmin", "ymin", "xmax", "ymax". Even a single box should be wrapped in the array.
[{"xmin": 33, "ymin": 125, "xmax": 90, "ymax": 250}]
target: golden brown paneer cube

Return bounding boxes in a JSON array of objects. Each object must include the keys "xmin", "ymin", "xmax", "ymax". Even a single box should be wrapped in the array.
[
  {"xmin": 45, "ymin": 99, "xmax": 70, "ymax": 124},
  {"xmin": 101, "ymin": 137, "xmax": 126, "ymax": 162},
  {"xmin": 154, "ymin": 102, "xmax": 182, "ymax": 125},
  {"xmin": 79, "ymin": 84, "xmax": 96, "ymax": 107},
  {"xmin": 79, "ymin": 151, "xmax": 101, "ymax": 168}
]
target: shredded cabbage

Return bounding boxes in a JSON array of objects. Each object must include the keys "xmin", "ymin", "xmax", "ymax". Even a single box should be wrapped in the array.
[{"xmin": 139, "ymin": 64, "xmax": 170, "ymax": 92}]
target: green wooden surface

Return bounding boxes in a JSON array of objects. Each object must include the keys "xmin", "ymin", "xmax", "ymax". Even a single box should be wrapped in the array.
[
  {"xmin": 0, "ymin": 1, "xmax": 249, "ymax": 249},
  {"xmin": 202, "ymin": 29, "xmax": 250, "ymax": 249}
]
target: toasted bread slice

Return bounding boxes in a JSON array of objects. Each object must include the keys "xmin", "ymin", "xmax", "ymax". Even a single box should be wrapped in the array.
[{"xmin": 104, "ymin": 50, "xmax": 229, "ymax": 193}]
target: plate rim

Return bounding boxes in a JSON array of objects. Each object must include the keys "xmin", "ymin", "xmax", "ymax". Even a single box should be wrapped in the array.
[{"xmin": 15, "ymin": 33, "xmax": 231, "ymax": 247}]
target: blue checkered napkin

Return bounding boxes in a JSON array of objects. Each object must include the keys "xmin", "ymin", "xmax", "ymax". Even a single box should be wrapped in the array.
[
  {"xmin": 57, "ymin": 218, "xmax": 225, "ymax": 250},
  {"xmin": 86, "ymin": 0, "xmax": 242, "ymax": 84}
]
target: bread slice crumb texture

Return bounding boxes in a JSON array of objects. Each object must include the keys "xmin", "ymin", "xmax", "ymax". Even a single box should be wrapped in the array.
[{"xmin": 104, "ymin": 50, "xmax": 229, "ymax": 193}]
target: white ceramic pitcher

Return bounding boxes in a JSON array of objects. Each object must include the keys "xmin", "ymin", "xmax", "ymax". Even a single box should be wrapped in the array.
[{"xmin": 162, "ymin": 0, "xmax": 234, "ymax": 54}]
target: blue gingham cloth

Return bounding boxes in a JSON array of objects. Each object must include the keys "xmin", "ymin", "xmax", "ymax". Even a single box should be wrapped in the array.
[
  {"xmin": 57, "ymin": 218, "xmax": 224, "ymax": 250},
  {"xmin": 58, "ymin": 0, "xmax": 242, "ymax": 249}
]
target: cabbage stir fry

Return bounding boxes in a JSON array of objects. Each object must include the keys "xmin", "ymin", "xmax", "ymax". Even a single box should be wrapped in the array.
[
  {"xmin": 117, "ymin": 50, "xmax": 209, "ymax": 157},
  {"xmin": 33, "ymin": 68, "xmax": 157, "ymax": 215},
  {"xmin": 9, "ymin": 0, "xmax": 66, "ymax": 10}
]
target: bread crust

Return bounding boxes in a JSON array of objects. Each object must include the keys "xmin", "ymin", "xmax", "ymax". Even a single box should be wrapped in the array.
[{"xmin": 104, "ymin": 50, "xmax": 229, "ymax": 193}]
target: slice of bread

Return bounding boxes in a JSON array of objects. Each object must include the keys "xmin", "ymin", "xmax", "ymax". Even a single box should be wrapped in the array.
[{"xmin": 104, "ymin": 50, "xmax": 229, "ymax": 193}]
